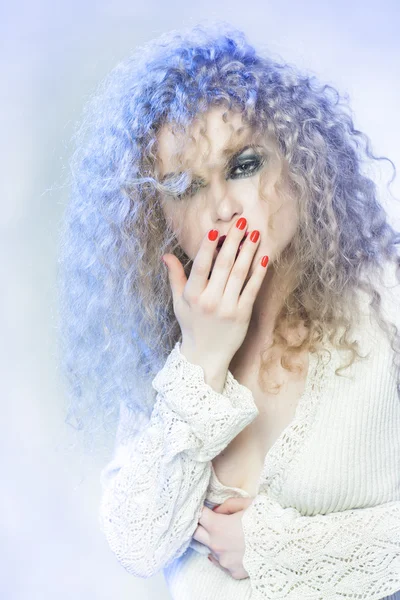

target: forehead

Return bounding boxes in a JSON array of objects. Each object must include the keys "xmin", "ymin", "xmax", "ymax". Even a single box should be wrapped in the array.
[{"xmin": 155, "ymin": 106, "xmax": 256, "ymax": 178}]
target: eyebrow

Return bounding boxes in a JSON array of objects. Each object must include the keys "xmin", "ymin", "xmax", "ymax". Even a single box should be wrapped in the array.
[{"xmin": 160, "ymin": 144, "xmax": 257, "ymax": 183}]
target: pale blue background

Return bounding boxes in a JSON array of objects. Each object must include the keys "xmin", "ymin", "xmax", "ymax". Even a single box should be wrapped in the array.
[{"xmin": 2, "ymin": 1, "xmax": 399, "ymax": 598}]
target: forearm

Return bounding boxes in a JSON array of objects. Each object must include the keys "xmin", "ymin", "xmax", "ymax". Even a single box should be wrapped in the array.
[{"xmin": 99, "ymin": 341, "xmax": 258, "ymax": 578}]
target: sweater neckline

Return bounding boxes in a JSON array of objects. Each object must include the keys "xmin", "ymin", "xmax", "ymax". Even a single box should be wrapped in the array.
[{"xmin": 209, "ymin": 346, "xmax": 331, "ymax": 501}]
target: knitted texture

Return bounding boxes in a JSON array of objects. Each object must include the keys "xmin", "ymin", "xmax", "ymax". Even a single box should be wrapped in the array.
[
  {"xmin": 100, "ymin": 260, "xmax": 400, "ymax": 599},
  {"xmin": 242, "ymin": 496, "xmax": 400, "ymax": 599},
  {"xmin": 99, "ymin": 341, "xmax": 259, "ymax": 578}
]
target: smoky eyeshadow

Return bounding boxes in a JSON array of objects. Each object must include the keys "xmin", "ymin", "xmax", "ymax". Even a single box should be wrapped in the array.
[{"xmin": 160, "ymin": 145, "xmax": 266, "ymax": 198}]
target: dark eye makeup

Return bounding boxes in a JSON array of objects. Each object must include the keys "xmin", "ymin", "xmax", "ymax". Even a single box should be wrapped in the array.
[{"xmin": 172, "ymin": 151, "xmax": 266, "ymax": 200}]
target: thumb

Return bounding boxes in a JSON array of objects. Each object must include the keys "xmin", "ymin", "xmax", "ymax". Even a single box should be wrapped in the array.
[
  {"xmin": 162, "ymin": 254, "xmax": 188, "ymax": 298},
  {"xmin": 212, "ymin": 497, "xmax": 253, "ymax": 515}
]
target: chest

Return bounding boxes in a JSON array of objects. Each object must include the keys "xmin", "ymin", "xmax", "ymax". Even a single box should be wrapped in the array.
[{"xmin": 211, "ymin": 349, "xmax": 309, "ymax": 497}]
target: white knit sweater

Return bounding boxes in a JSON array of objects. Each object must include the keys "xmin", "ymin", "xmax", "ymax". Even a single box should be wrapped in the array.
[{"xmin": 99, "ymin": 260, "xmax": 400, "ymax": 600}]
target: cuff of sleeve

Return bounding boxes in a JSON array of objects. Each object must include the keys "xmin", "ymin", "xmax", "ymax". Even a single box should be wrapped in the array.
[{"xmin": 151, "ymin": 341, "xmax": 259, "ymax": 461}]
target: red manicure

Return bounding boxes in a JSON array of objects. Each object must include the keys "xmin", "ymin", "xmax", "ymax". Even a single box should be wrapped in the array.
[
  {"xmin": 236, "ymin": 217, "xmax": 247, "ymax": 230},
  {"xmin": 261, "ymin": 255, "xmax": 269, "ymax": 268}
]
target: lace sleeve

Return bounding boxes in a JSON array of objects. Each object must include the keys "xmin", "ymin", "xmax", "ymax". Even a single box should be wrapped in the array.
[
  {"xmin": 99, "ymin": 341, "xmax": 259, "ymax": 578},
  {"xmin": 241, "ymin": 494, "xmax": 400, "ymax": 599}
]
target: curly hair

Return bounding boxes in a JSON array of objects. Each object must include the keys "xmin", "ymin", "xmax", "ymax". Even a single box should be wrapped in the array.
[{"xmin": 56, "ymin": 19, "xmax": 400, "ymax": 454}]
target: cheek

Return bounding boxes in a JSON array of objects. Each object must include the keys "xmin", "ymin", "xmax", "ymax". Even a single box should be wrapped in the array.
[
  {"xmin": 284, "ymin": 203, "xmax": 299, "ymax": 235},
  {"xmin": 180, "ymin": 231, "xmax": 204, "ymax": 260},
  {"xmin": 172, "ymin": 221, "xmax": 201, "ymax": 258},
  {"xmin": 179, "ymin": 237, "xmax": 193, "ymax": 257},
  {"xmin": 267, "ymin": 198, "xmax": 299, "ymax": 245},
  {"xmin": 178, "ymin": 209, "xmax": 205, "ymax": 258},
  {"xmin": 161, "ymin": 201, "xmax": 194, "ymax": 251}
]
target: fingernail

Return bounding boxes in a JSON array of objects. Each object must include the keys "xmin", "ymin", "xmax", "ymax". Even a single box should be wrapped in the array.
[
  {"xmin": 162, "ymin": 256, "xmax": 168, "ymax": 267},
  {"xmin": 236, "ymin": 217, "xmax": 247, "ymax": 230},
  {"xmin": 250, "ymin": 230, "xmax": 260, "ymax": 243},
  {"xmin": 261, "ymin": 255, "xmax": 269, "ymax": 268}
]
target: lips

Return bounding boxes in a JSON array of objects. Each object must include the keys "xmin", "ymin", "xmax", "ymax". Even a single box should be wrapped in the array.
[{"xmin": 217, "ymin": 235, "xmax": 226, "ymax": 248}]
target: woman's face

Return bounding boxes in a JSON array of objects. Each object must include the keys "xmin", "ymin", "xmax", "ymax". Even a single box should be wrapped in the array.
[{"xmin": 156, "ymin": 105, "xmax": 299, "ymax": 281}]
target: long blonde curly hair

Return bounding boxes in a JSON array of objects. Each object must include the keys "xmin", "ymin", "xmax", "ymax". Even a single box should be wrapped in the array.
[{"xmin": 56, "ymin": 20, "xmax": 400, "ymax": 452}]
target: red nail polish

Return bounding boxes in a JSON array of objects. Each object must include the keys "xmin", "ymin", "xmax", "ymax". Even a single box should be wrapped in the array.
[
  {"xmin": 250, "ymin": 230, "xmax": 260, "ymax": 243},
  {"xmin": 261, "ymin": 255, "xmax": 269, "ymax": 268},
  {"xmin": 236, "ymin": 217, "xmax": 247, "ymax": 230}
]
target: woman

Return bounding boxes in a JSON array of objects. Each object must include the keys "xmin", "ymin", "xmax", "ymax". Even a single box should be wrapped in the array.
[{"xmin": 57, "ymin": 21, "xmax": 400, "ymax": 599}]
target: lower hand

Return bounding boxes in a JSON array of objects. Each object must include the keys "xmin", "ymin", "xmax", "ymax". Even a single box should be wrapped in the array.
[{"xmin": 192, "ymin": 497, "xmax": 254, "ymax": 580}]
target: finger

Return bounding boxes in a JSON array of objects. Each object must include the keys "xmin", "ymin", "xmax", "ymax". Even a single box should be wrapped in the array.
[
  {"xmin": 183, "ymin": 229, "xmax": 220, "ymax": 301},
  {"xmin": 192, "ymin": 523, "xmax": 211, "ymax": 546},
  {"xmin": 212, "ymin": 497, "xmax": 252, "ymax": 514},
  {"xmin": 222, "ymin": 229, "xmax": 262, "ymax": 306},
  {"xmin": 163, "ymin": 253, "xmax": 188, "ymax": 300},
  {"xmin": 204, "ymin": 218, "xmax": 249, "ymax": 301},
  {"xmin": 212, "ymin": 503, "xmax": 235, "ymax": 514},
  {"xmin": 208, "ymin": 554, "xmax": 221, "ymax": 567},
  {"xmin": 237, "ymin": 254, "xmax": 269, "ymax": 313},
  {"xmin": 198, "ymin": 505, "xmax": 217, "ymax": 528},
  {"xmin": 208, "ymin": 553, "xmax": 230, "ymax": 575}
]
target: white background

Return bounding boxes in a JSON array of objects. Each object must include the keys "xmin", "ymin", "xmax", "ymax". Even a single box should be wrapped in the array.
[{"xmin": 2, "ymin": 1, "xmax": 399, "ymax": 598}]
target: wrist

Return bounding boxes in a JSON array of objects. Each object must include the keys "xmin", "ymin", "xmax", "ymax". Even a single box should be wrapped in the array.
[{"xmin": 179, "ymin": 342, "xmax": 229, "ymax": 394}]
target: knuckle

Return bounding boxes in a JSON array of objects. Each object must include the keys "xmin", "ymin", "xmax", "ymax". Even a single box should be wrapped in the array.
[
  {"xmin": 183, "ymin": 290, "xmax": 199, "ymax": 305},
  {"xmin": 219, "ymin": 308, "xmax": 235, "ymax": 321},
  {"xmin": 237, "ymin": 297, "xmax": 253, "ymax": 315},
  {"xmin": 199, "ymin": 298, "xmax": 217, "ymax": 314},
  {"xmin": 181, "ymin": 289, "xmax": 193, "ymax": 304}
]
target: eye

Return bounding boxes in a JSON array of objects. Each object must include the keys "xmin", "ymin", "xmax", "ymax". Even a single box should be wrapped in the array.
[
  {"xmin": 173, "ymin": 155, "xmax": 265, "ymax": 200},
  {"xmin": 229, "ymin": 157, "xmax": 265, "ymax": 178},
  {"xmin": 175, "ymin": 180, "xmax": 204, "ymax": 200}
]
